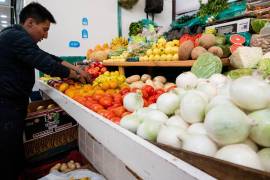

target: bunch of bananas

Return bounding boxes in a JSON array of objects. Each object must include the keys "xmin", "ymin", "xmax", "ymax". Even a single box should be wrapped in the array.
[{"xmin": 111, "ymin": 37, "xmax": 128, "ymax": 50}]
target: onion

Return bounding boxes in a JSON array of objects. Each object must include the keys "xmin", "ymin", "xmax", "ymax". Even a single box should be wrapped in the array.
[
  {"xmin": 157, "ymin": 92, "xmax": 180, "ymax": 115},
  {"xmin": 230, "ymin": 76, "xmax": 270, "ymax": 111},
  {"xmin": 166, "ymin": 115, "xmax": 188, "ymax": 129},
  {"xmin": 257, "ymin": 148, "xmax": 270, "ymax": 172},
  {"xmin": 209, "ymin": 73, "xmax": 228, "ymax": 88},
  {"xmin": 196, "ymin": 81, "xmax": 217, "ymax": 100},
  {"xmin": 123, "ymin": 92, "xmax": 144, "ymax": 112},
  {"xmin": 215, "ymin": 144, "xmax": 264, "ymax": 170},
  {"xmin": 120, "ymin": 113, "xmax": 141, "ymax": 133},
  {"xmin": 187, "ymin": 123, "xmax": 207, "ymax": 135},
  {"xmin": 148, "ymin": 103, "xmax": 157, "ymax": 110},
  {"xmin": 205, "ymin": 95, "xmax": 234, "ymax": 113},
  {"xmin": 134, "ymin": 107, "xmax": 153, "ymax": 122},
  {"xmin": 137, "ymin": 120, "xmax": 163, "ymax": 141},
  {"xmin": 204, "ymin": 105, "xmax": 251, "ymax": 145},
  {"xmin": 171, "ymin": 88, "xmax": 186, "ymax": 102},
  {"xmin": 142, "ymin": 109, "xmax": 168, "ymax": 124},
  {"xmin": 180, "ymin": 91, "xmax": 207, "ymax": 124},
  {"xmin": 243, "ymin": 139, "xmax": 258, "ymax": 152},
  {"xmin": 176, "ymin": 72, "xmax": 198, "ymax": 89},
  {"xmin": 178, "ymin": 131, "xmax": 218, "ymax": 157},
  {"xmin": 249, "ymin": 108, "xmax": 270, "ymax": 147},
  {"xmin": 157, "ymin": 125, "xmax": 185, "ymax": 149}
]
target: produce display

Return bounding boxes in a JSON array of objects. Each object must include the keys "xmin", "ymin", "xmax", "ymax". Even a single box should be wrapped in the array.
[
  {"xmin": 120, "ymin": 71, "xmax": 270, "ymax": 172},
  {"xmin": 40, "ymin": 1, "xmax": 270, "ymax": 177}
]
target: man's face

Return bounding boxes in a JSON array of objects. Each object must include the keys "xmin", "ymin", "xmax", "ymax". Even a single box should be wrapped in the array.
[{"xmin": 23, "ymin": 18, "xmax": 51, "ymax": 43}]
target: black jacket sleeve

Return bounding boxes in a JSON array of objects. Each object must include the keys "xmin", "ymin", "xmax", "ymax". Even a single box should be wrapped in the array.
[{"xmin": 12, "ymin": 31, "xmax": 70, "ymax": 78}]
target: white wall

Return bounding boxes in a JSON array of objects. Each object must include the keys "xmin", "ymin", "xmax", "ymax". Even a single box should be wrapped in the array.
[
  {"xmin": 25, "ymin": 0, "xmax": 118, "ymax": 56},
  {"xmin": 24, "ymin": 0, "xmax": 173, "ymax": 56}
]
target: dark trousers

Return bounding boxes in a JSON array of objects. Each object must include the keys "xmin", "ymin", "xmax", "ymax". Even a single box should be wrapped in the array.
[{"xmin": 0, "ymin": 99, "xmax": 27, "ymax": 180}]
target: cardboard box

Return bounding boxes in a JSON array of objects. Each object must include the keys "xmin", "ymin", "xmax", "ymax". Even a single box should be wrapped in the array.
[{"xmin": 24, "ymin": 99, "xmax": 77, "ymax": 141}]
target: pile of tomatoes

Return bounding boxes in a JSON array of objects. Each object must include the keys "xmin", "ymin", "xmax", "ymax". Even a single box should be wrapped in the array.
[
  {"xmin": 140, "ymin": 85, "xmax": 165, "ymax": 107},
  {"xmin": 73, "ymin": 87, "xmax": 131, "ymax": 124},
  {"xmin": 84, "ymin": 61, "xmax": 107, "ymax": 79}
]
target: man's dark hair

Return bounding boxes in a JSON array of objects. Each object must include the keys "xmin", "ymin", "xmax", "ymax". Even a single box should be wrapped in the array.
[{"xmin": 19, "ymin": 2, "xmax": 56, "ymax": 24}]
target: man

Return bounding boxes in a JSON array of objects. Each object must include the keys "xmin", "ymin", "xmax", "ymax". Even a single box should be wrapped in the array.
[{"xmin": 0, "ymin": 2, "xmax": 90, "ymax": 179}]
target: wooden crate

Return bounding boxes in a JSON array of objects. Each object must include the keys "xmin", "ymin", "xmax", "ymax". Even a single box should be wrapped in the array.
[{"xmin": 155, "ymin": 143, "xmax": 270, "ymax": 180}]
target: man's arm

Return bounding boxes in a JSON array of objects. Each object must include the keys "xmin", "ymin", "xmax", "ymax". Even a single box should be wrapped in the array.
[{"xmin": 12, "ymin": 32, "xmax": 91, "ymax": 82}]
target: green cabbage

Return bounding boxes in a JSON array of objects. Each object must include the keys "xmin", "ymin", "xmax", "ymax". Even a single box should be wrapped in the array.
[
  {"xmin": 191, "ymin": 53, "xmax": 222, "ymax": 78},
  {"xmin": 251, "ymin": 19, "xmax": 268, "ymax": 34},
  {"xmin": 227, "ymin": 68, "xmax": 253, "ymax": 80},
  {"xmin": 257, "ymin": 58, "xmax": 270, "ymax": 78}
]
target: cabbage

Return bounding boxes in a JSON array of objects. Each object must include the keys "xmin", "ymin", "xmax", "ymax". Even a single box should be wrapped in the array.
[
  {"xmin": 227, "ymin": 68, "xmax": 253, "ymax": 80},
  {"xmin": 251, "ymin": 19, "xmax": 268, "ymax": 34},
  {"xmin": 257, "ymin": 58, "xmax": 270, "ymax": 78},
  {"xmin": 204, "ymin": 105, "xmax": 251, "ymax": 145},
  {"xmin": 191, "ymin": 53, "xmax": 222, "ymax": 78},
  {"xmin": 249, "ymin": 109, "xmax": 270, "ymax": 147}
]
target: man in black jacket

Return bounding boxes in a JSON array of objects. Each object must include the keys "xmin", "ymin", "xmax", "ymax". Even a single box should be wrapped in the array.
[{"xmin": 0, "ymin": 2, "xmax": 90, "ymax": 179}]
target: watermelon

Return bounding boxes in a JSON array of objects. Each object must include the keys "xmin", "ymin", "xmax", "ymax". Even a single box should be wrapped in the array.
[{"xmin": 230, "ymin": 34, "xmax": 245, "ymax": 45}]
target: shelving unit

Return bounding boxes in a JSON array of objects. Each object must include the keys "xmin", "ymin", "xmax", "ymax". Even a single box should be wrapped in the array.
[
  {"xmin": 39, "ymin": 81, "xmax": 215, "ymax": 180},
  {"xmin": 102, "ymin": 58, "xmax": 230, "ymax": 74}
]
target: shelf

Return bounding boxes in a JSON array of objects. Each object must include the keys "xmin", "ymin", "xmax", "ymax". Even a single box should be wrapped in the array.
[
  {"xmin": 102, "ymin": 58, "xmax": 230, "ymax": 67},
  {"xmin": 39, "ymin": 81, "xmax": 215, "ymax": 180}
]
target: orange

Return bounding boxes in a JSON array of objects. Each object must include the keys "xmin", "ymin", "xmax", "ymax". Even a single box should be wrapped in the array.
[
  {"xmin": 58, "ymin": 83, "xmax": 69, "ymax": 92},
  {"xmin": 94, "ymin": 89, "xmax": 105, "ymax": 95},
  {"xmin": 106, "ymin": 89, "xmax": 115, "ymax": 95},
  {"xmin": 109, "ymin": 80, "xmax": 118, "ymax": 89},
  {"xmin": 100, "ymin": 82, "xmax": 110, "ymax": 91}
]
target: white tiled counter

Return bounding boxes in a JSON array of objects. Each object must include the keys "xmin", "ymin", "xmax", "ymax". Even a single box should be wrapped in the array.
[{"xmin": 39, "ymin": 81, "xmax": 215, "ymax": 180}]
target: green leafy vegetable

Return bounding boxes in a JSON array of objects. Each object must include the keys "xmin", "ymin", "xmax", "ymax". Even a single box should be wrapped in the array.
[
  {"xmin": 257, "ymin": 58, "xmax": 270, "ymax": 78},
  {"xmin": 191, "ymin": 53, "xmax": 222, "ymax": 78},
  {"xmin": 198, "ymin": 0, "xmax": 229, "ymax": 18}
]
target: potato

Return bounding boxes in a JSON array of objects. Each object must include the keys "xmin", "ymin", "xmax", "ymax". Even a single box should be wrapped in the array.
[
  {"xmin": 199, "ymin": 34, "xmax": 216, "ymax": 49},
  {"xmin": 67, "ymin": 162, "xmax": 76, "ymax": 170},
  {"xmin": 208, "ymin": 46, "xmax": 223, "ymax": 57},
  {"xmin": 153, "ymin": 76, "xmax": 167, "ymax": 84},
  {"xmin": 141, "ymin": 74, "xmax": 151, "ymax": 82},
  {"xmin": 153, "ymin": 81, "xmax": 164, "ymax": 90},
  {"xmin": 178, "ymin": 40, "xmax": 194, "ymax": 60},
  {"xmin": 126, "ymin": 75, "xmax": 140, "ymax": 84},
  {"xmin": 191, "ymin": 46, "xmax": 207, "ymax": 60},
  {"xmin": 36, "ymin": 105, "xmax": 45, "ymax": 111},
  {"xmin": 47, "ymin": 104, "xmax": 56, "ymax": 109},
  {"xmin": 50, "ymin": 163, "xmax": 61, "ymax": 172},
  {"xmin": 60, "ymin": 163, "xmax": 68, "ymax": 172},
  {"xmin": 145, "ymin": 79, "xmax": 154, "ymax": 87},
  {"xmin": 164, "ymin": 82, "xmax": 176, "ymax": 91},
  {"xmin": 75, "ymin": 162, "xmax": 81, "ymax": 169},
  {"xmin": 130, "ymin": 81, "xmax": 144, "ymax": 89}
]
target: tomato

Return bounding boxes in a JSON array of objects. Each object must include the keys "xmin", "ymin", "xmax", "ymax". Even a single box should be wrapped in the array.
[
  {"xmin": 97, "ymin": 109, "xmax": 109, "ymax": 116},
  {"xmin": 112, "ymin": 106, "xmax": 126, "ymax": 117},
  {"xmin": 100, "ymin": 67, "xmax": 107, "ymax": 73},
  {"xmin": 104, "ymin": 110, "xmax": 115, "ymax": 120},
  {"xmin": 113, "ymin": 94, "xmax": 123, "ymax": 104},
  {"xmin": 143, "ymin": 85, "xmax": 155, "ymax": 96},
  {"xmin": 99, "ymin": 96, "xmax": 113, "ymax": 108},
  {"xmin": 143, "ymin": 98, "xmax": 149, "ymax": 107},
  {"xmin": 92, "ymin": 94, "xmax": 103, "ymax": 101},
  {"xmin": 131, "ymin": 88, "xmax": 141, "ymax": 93},
  {"xmin": 148, "ymin": 95, "xmax": 158, "ymax": 104},
  {"xmin": 179, "ymin": 34, "xmax": 194, "ymax": 45},
  {"xmin": 120, "ymin": 87, "xmax": 131, "ymax": 95},
  {"xmin": 155, "ymin": 89, "xmax": 165, "ymax": 95},
  {"xmin": 94, "ymin": 67, "xmax": 100, "ymax": 72},
  {"xmin": 111, "ymin": 116, "xmax": 121, "ymax": 124},
  {"xmin": 91, "ymin": 104, "xmax": 104, "ymax": 112}
]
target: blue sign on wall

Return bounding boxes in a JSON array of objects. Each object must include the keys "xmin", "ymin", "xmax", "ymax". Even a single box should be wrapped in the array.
[
  {"xmin": 82, "ymin": 29, "xmax": 88, "ymax": 39},
  {"xmin": 82, "ymin": 18, "xmax": 88, "ymax": 25},
  {"xmin": 69, "ymin": 41, "xmax": 80, "ymax": 48}
]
